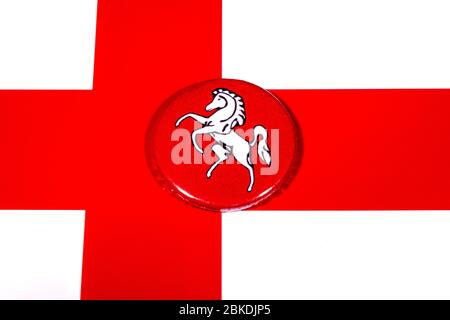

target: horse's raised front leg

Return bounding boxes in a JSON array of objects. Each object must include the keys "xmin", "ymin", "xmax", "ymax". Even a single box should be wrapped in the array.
[
  {"xmin": 175, "ymin": 113, "xmax": 208, "ymax": 127},
  {"xmin": 207, "ymin": 144, "xmax": 229, "ymax": 179},
  {"xmin": 191, "ymin": 126, "xmax": 216, "ymax": 154}
]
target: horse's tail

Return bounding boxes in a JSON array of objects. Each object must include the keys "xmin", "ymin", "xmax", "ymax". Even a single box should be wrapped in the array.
[{"xmin": 250, "ymin": 125, "xmax": 271, "ymax": 166}]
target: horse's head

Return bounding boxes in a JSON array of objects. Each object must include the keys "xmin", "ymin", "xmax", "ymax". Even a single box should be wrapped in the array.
[
  {"xmin": 205, "ymin": 88, "xmax": 246, "ymax": 129},
  {"xmin": 206, "ymin": 88, "xmax": 242, "ymax": 111}
]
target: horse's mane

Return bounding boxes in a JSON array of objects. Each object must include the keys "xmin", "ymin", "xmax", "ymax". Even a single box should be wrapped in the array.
[{"xmin": 212, "ymin": 88, "xmax": 246, "ymax": 129}]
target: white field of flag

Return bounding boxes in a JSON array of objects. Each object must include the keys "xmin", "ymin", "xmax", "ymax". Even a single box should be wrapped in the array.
[
  {"xmin": 223, "ymin": 211, "xmax": 450, "ymax": 300},
  {"xmin": 1, "ymin": 0, "xmax": 450, "ymax": 300},
  {"xmin": 0, "ymin": 211, "xmax": 85, "ymax": 300},
  {"xmin": 0, "ymin": 0, "xmax": 97, "ymax": 89},
  {"xmin": 223, "ymin": 0, "xmax": 450, "ymax": 89}
]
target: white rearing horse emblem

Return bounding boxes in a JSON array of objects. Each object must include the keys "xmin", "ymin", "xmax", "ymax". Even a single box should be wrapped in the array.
[{"xmin": 175, "ymin": 88, "xmax": 271, "ymax": 192}]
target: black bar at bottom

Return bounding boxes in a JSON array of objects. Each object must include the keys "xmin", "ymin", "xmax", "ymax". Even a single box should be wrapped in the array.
[{"xmin": 0, "ymin": 300, "xmax": 440, "ymax": 318}]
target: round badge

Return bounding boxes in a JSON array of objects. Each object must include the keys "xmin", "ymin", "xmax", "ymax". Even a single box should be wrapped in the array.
[{"xmin": 146, "ymin": 79, "xmax": 302, "ymax": 211}]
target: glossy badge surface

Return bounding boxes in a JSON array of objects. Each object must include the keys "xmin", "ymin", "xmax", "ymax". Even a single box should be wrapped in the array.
[{"xmin": 146, "ymin": 79, "xmax": 301, "ymax": 211}]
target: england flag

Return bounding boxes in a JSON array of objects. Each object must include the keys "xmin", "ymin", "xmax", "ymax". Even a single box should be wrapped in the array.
[{"xmin": 1, "ymin": 0, "xmax": 450, "ymax": 300}]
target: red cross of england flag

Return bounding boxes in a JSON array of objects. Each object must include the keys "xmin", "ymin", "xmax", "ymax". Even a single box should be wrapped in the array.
[{"xmin": 1, "ymin": 0, "xmax": 450, "ymax": 300}]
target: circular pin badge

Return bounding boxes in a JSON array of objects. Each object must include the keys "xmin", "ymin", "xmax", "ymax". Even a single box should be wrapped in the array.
[{"xmin": 146, "ymin": 79, "xmax": 302, "ymax": 212}]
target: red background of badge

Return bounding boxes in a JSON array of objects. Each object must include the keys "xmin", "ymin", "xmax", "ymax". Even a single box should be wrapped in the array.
[
  {"xmin": 0, "ymin": 0, "xmax": 449, "ymax": 299},
  {"xmin": 147, "ymin": 79, "xmax": 300, "ymax": 211}
]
